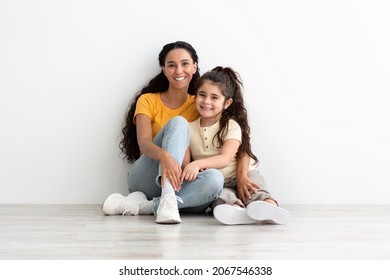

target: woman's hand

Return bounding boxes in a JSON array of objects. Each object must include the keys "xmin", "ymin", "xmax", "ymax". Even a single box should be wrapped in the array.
[
  {"xmin": 181, "ymin": 161, "xmax": 201, "ymax": 183},
  {"xmin": 158, "ymin": 150, "xmax": 183, "ymax": 191},
  {"xmin": 236, "ymin": 173, "xmax": 261, "ymax": 205}
]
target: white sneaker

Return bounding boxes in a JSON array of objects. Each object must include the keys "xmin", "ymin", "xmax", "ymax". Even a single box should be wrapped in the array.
[
  {"xmin": 247, "ymin": 201, "xmax": 290, "ymax": 224},
  {"xmin": 155, "ymin": 193, "xmax": 183, "ymax": 224},
  {"xmin": 102, "ymin": 192, "xmax": 148, "ymax": 216},
  {"xmin": 213, "ymin": 204, "xmax": 256, "ymax": 225}
]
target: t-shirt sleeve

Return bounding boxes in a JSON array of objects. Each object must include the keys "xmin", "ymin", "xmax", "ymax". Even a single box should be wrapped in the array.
[
  {"xmin": 224, "ymin": 120, "xmax": 242, "ymax": 143},
  {"xmin": 134, "ymin": 95, "xmax": 153, "ymax": 123}
]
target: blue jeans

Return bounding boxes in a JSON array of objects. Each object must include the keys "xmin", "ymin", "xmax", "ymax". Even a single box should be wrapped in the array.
[{"xmin": 127, "ymin": 116, "xmax": 224, "ymax": 215}]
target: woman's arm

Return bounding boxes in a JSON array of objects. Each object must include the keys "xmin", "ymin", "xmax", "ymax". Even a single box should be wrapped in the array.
[
  {"xmin": 182, "ymin": 147, "xmax": 191, "ymax": 168},
  {"xmin": 181, "ymin": 139, "xmax": 240, "ymax": 182},
  {"xmin": 136, "ymin": 114, "xmax": 182, "ymax": 191},
  {"xmin": 136, "ymin": 114, "xmax": 163, "ymax": 159}
]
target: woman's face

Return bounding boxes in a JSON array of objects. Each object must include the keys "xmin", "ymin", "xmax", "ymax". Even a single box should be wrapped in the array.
[{"xmin": 162, "ymin": 48, "xmax": 197, "ymax": 91}]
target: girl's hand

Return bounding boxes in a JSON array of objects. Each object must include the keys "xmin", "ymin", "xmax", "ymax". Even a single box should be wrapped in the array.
[
  {"xmin": 181, "ymin": 162, "xmax": 201, "ymax": 183},
  {"xmin": 159, "ymin": 150, "xmax": 182, "ymax": 191},
  {"xmin": 236, "ymin": 173, "xmax": 261, "ymax": 205}
]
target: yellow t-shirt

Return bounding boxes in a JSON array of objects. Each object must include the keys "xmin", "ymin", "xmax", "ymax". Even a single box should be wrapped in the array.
[
  {"xmin": 134, "ymin": 93, "xmax": 199, "ymax": 139},
  {"xmin": 189, "ymin": 118, "xmax": 245, "ymax": 182}
]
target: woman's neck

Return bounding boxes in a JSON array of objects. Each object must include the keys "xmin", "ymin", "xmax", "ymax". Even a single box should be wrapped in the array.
[{"xmin": 160, "ymin": 88, "xmax": 188, "ymax": 110}]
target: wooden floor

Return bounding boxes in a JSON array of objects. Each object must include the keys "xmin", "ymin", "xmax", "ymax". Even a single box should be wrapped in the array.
[{"xmin": 0, "ymin": 204, "xmax": 389, "ymax": 260}]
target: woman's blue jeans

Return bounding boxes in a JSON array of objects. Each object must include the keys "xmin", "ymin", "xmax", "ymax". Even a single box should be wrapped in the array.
[{"xmin": 127, "ymin": 116, "xmax": 224, "ymax": 215}]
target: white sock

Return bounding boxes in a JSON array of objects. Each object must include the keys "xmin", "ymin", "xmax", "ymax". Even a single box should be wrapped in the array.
[{"xmin": 161, "ymin": 179, "xmax": 175, "ymax": 196}]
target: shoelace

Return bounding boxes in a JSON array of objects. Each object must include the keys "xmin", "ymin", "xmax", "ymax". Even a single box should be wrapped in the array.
[
  {"xmin": 157, "ymin": 195, "xmax": 183, "ymax": 214},
  {"xmin": 122, "ymin": 201, "xmax": 138, "ymax": 216}
]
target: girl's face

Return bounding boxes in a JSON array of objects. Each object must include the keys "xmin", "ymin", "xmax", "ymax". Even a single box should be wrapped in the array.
[
  {"xmin": 162, "ymin": 48, "xmax": 197, "ymax": 91},
  {"xmin": 195, "ymin": 80, "xmax": 232, "ymax": 126}
]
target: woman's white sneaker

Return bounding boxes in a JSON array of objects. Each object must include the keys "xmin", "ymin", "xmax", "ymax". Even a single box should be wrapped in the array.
[
  {"xmin": 213, "ymin": 204, "xmax": 256, "ymax": 225},
  {"xmin": 102, "ymin": 192, "xmax": 148, "ymax": 216},
  {"xmin": 156, "ymin": 193, "xmax": 182, "ymax": 224},
  {"xmin": 247, "ymin": 201, "xmax": 290, "ymax": 224}
]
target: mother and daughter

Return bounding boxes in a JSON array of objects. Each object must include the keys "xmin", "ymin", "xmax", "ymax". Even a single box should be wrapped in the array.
[{"xmin": 102, "ymin": 41, "xmax": 290, "ymax": 225}]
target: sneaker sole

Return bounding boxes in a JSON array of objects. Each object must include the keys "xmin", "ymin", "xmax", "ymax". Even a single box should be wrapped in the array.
[
  {"xmin": 156, "ymin": 217, "xmax": 182, "ymax": 224},
  {"xmin": 213, "ymin": 204, "xmax": 255, "ymax": 225},
  {"xmin": 247, "ymin": 201, "xmax": 290, "ymax": 224}
]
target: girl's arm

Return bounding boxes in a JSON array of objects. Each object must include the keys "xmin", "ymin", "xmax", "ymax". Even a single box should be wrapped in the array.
[
  {"xmin": 136, "ymin": 114, "xmax": 182, "ymax": 191},
  {"xmin": 236, "ymin": 153, "xmax": 261, "ymax": 204},
  {"xmin": 181, "ymin": 139, "xmax": 240, "ymax": 182}
]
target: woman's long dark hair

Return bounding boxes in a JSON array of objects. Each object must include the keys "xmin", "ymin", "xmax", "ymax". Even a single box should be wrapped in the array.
[
  {"xmin": 120, "ymin": 41, "xmax": 200, "ymax": 163},
  {"xmin": 196, "ymin": 66, "xmax": 258, "ymax": 164}
]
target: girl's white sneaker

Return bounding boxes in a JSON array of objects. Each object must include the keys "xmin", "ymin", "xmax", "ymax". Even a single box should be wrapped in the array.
[
  {"xmin": 213, "ymin": 204, "xmax": 255, "ymax": 225},
  {"xmin": 247, "ymin": 201, "xmax": 290, "ymax": 224}
]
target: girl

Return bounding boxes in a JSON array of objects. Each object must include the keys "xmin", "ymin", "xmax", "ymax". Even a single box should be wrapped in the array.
[{"xmin": 182, "ymin": 66, "xmax": 290, "ymax": 225}]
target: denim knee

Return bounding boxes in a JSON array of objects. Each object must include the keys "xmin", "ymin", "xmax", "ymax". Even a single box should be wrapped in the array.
[{"xmin": 166, "ymin": 116, "xmax": 189, "ymax": 131}]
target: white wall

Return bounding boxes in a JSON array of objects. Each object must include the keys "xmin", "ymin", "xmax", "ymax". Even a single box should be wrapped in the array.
[{"xmin": 1, "ymin": 0, "xmax": 389, "ymax": 204}]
